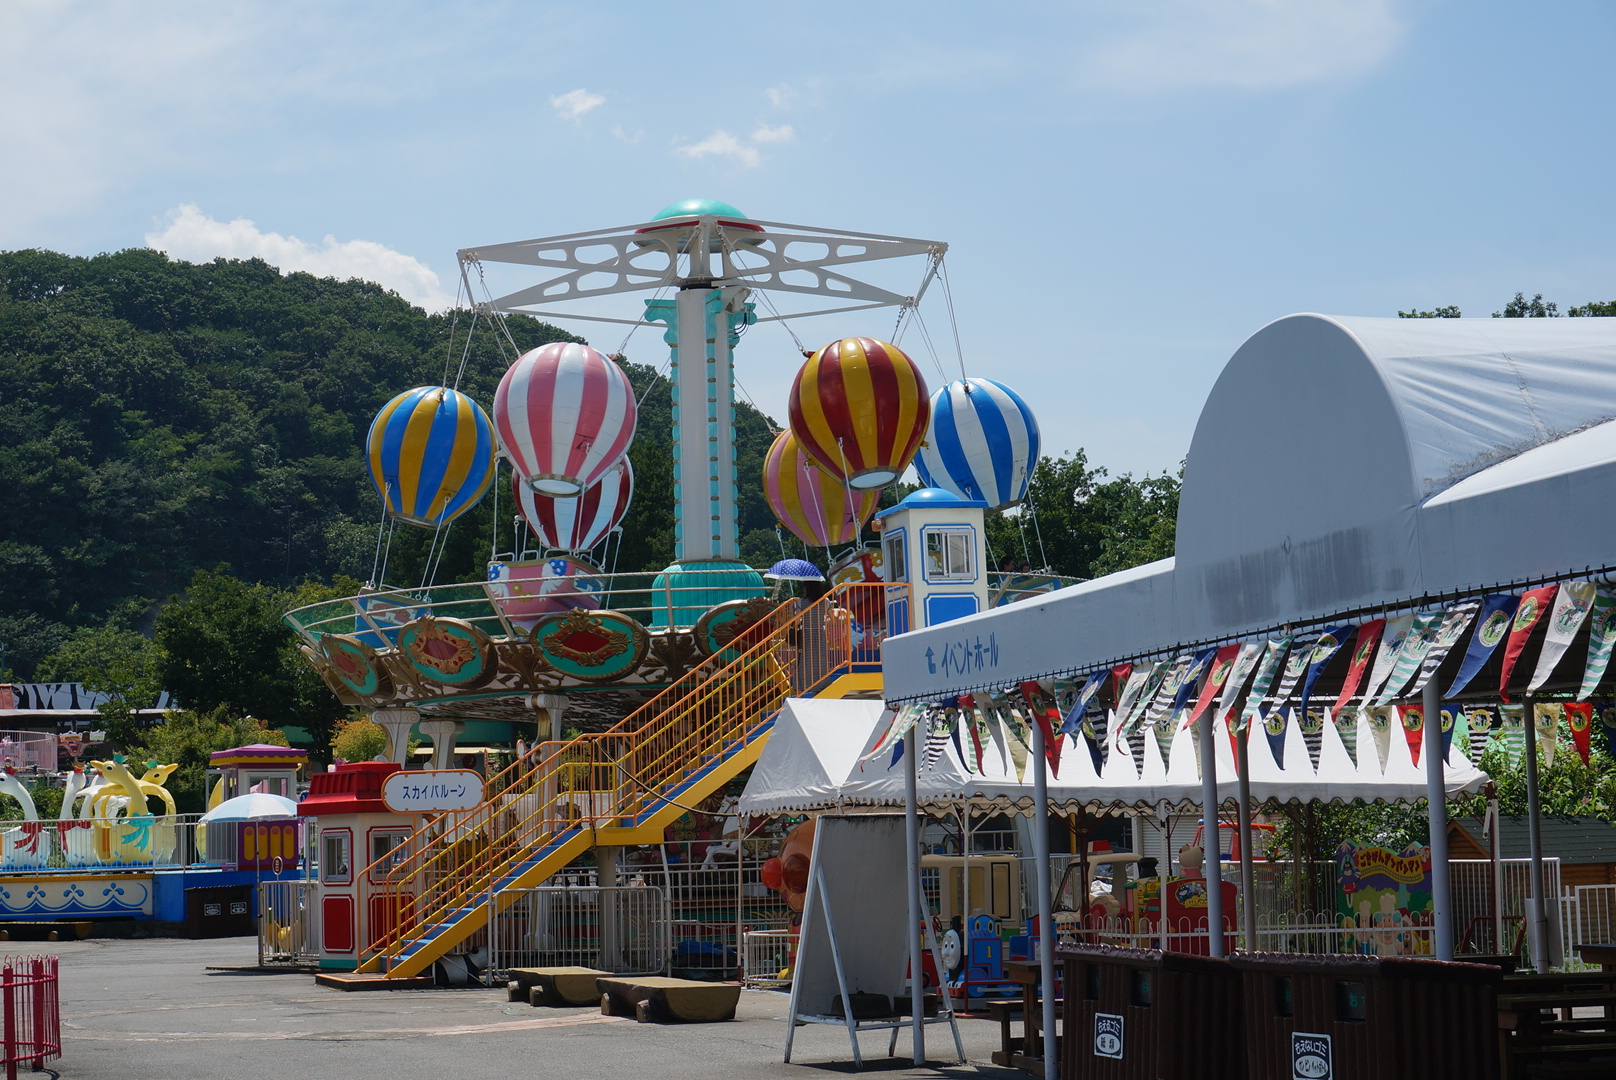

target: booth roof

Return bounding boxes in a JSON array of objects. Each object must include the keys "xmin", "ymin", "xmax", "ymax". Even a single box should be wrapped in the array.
[{"xmin": 883, "ymin": 314, "xmax": 1616, "ymax": 701}]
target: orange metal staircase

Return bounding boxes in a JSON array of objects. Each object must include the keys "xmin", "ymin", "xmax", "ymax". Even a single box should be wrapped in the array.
[{"xmin": 356, "ymin": 583, "xmax": 889, "ymax": 977}]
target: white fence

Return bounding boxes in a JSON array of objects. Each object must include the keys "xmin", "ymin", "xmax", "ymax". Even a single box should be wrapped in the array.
[
  {"xmin": 1560, "ymin": 883, "xmax": 1616, "ymax": 967},
  {"xmin": 486, "ymin": 885, "xmax": 669, "ymax": 978},
  {"xmin": 257, "ymin": 880, "xmax": 318, "ymax": 968}
]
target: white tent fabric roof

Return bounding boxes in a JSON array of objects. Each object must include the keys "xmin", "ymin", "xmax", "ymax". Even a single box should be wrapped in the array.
[
  {"xmin": 884, "ymin": 314, "xmax": 1616, "ymax": 701},
  {"xmin": 738, "ymin": 698, "xmax": 1486, "ymax": 816}
]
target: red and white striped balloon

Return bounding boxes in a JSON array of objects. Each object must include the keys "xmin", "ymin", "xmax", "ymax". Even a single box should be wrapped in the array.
[
  {"xmin": 494, "ymin": 342, "xmax": 637, "ymax": 496},
  {"xmin": 513, "ymin": 458, "xmax": 634, "ymax": 553}
]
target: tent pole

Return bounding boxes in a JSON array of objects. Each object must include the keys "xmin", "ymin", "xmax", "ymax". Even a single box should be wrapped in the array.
[
  {"xmin": 1198, "ymin": 709, "xmax": 1227, "ymax": 958},
  {"xmin": 1522, "ymin": 696, "xmax": 1549, "ymax": 971},
  {"xmin": 959, "ymin": 804, "xmax": 971, "ymax": 1006},
  {"xmin": 1422, "ymin": 679, "xmax": 1453, "ymax": 960},
  {"xmin": 1235, "ymin": 722, "xmax": 1256, "ymax": 953},
  {"xmin": 904, "ymin": 725, "xmax": 925, "ymax": 1064},
  {"xmin": 1030, "ymin": 713, "xmax": 1057, "ymax": 1080}
]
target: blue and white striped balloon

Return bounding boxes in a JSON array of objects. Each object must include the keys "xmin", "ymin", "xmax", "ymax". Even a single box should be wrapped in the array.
[{"xmin": 914, "ymin": 378, "xmax": 1040, "ymax": 511}]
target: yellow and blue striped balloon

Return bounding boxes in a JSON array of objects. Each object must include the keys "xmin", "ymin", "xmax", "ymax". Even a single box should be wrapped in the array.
[{"xmin": 366, "ymin": 386, "xmax": 497, "ymax": 527}]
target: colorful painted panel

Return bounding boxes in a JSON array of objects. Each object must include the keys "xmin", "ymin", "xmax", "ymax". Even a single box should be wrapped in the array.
[
  {"xmin": 0, "ymin": 873, "xmax": 153, "ymax": 918},
  {"xmin": 529, "ymin": 609, "xmax": 648, "ymax": 682},
  {"xmin": 1336, "ymin": 841, "xmax": 1434, "ymax": 956},
  {"xmin": 318, "ymin": 634, "xmax": 392, "ymax": 699},
  {"xmin": 396, "ymin": 617, "xmax": 498, "ymax": 689},
  {"xmin": 693, "ymin": 597, "xmax": 780, "ymax": 659}
]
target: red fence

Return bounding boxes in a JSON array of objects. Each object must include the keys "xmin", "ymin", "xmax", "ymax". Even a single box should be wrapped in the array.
[{"xmin": 0, "ymin": 958, "xmax": 58, "ymax": 1080}]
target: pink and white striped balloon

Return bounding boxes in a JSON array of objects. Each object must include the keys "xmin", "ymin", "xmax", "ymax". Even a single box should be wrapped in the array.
[
  {"xmin": 494, "ymin": 342, "xmax": 637, "ymax": 496},
  {"xmin": 513, "ymin": 458, "xmax": 634, "ymax": 552}
]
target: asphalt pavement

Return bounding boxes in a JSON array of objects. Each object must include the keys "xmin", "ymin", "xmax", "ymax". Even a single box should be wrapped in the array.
[{"xmin": 8, "ymin": 938, "xmax": 1025, "ymax": 1079}]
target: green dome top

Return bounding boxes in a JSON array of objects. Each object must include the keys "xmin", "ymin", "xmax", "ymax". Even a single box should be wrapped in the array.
[{"xmin": 651, "ymin": 198, "xmax": 749, "ymax": 222}]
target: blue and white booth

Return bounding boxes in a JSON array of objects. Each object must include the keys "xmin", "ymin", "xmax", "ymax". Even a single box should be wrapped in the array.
[{"xmin": 878, "ymin": 487, "xmax": 989, "ymax": 634}]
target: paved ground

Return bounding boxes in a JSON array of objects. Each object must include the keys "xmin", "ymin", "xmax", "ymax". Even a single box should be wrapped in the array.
[{"xmin": 9, "ymin": 938, "xmax": 1026, "ymax": 1079}]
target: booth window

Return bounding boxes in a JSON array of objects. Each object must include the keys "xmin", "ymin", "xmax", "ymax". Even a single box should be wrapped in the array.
[
  {"xmin": 321, "ymin": 830, "xmax": 352, "ymax": 885},
  {"xmin": 369, "ymin": 829, "xmax": 411, "ymax": 878},
  {"xmin": 924, "ymin": 528, "xmax": 975, "ymax": 581},
  {"xmin": 884, "ymin": 532, "xmax": 906, "ymax": 581}
]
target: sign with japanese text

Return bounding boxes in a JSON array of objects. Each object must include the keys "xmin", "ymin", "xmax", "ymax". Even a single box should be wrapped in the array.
[{"xmin": 382, "ymin": 769, "xmax": 484, "ymax": 813}]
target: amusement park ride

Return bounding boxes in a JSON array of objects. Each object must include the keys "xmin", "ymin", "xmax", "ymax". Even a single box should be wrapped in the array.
[{"xmin": 273, "ymin": 199, "xmax": 1055, "ymax": 977}]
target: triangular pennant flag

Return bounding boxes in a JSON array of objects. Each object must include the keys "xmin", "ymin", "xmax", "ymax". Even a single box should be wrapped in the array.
[
  {"xmin": 1168, "ymin": 648, "xmax": 1218, "ymax": 726},
  {"xmin": 925, "ymin": 708, "xmax": 952, "ymax": 770},
  {"xmin": 1298, "ymin": 625, "xmax": 1354, "ymax": 721},
  {"xmin": 1500, "ymin": 585, "xmax": 1558, "ymax": 701},
  {"xmin": 865, "ymin": 703, "xmax": 922, "ymax": 761},
  {"xmin": 1438, "ymin": 702, "xmax": 1459, "ymax": 764},
  {"xmin": 1299, "ymin": 706, "xmax": 1326, "ymax": 770},
  {"xmin": 1466, "ymin": 705, "xmax": 1498, "ymax": 763},
  {"xmin": 986, "ymin": 702, "xmax": 1011, "ymax": 772},
  {"xmin": 1599, "ymin": 707, "xmax": 1616, "ymax": 758},
  {"xmin": 1110, "ymin": 662, "xmax": 1133, "ymax": 706},
  {"xmin": 1365, "ymin": 705, "xmax": 1394, "ymax": 772},
  {"xmin": 1239, "ymin": 637, "xmax": 1293, "ymax": 733},
  {"xmin": 1528, "ymin": 581, "xmax": 1597, "ymax": 693},
  {"xmin": 1446, "ymin": 593, "xmax": 1520, "ymax": 696},
  {"xmin": 1397, "ymin": 703, "xmax": 1425, "ymax": 767},
  {"xmin": 1565, "ymin": 702, "xmax": 1593, "ymax": 765},
  {"xmin": 1217, "ymin": 641, "xmax": 1264, "ymax": 726},
  {"xmin": 1153, "ymin": 712, "xmax": 1176, "ymax": 767},
  {"xmin": 1375, "ymin": 611, "xmax": 1445, "ymax": 704},
  {"xmin": 1332, "ymin": 620, "xmax": 1385, "ymax": 718},
  {"xmin": 1125, "ymin": 727, "xmax": 1147, "ymax": 774},
  {"xmin": 1534, "ymin": 702, "xmax": 1563, "ymax": 767},
  {"xmin": 1114, "ymin": 664, "xmax": 1155, "ymax": 725},
  {"xmin": 1262, "ymin": 705, "xmax": 1288, "ymax": 764},
  {"xmin": 1579, "ymin": 588, "xmax": 1616, "ymax": 700},
  {"xmin": 1187, "ymin": 644, "xmax": 1242, "ymax": 731},
  {"xmin": 1334, "ymin": 706, "xmax": 1359, "ymax": 766},
  {"xmin": 996, "ymin": 706, "xmax": 1030, "ymax": 777},
  {"xmin": 1059, "ymin": 672, "xmax": 1106, "ymax": 737},
  {"xmin": 1408, "ymin": 600, "xmax": 1481, "ymax": 697},
  {"xmin": 1363, "ymin": 614, "xmax": 1415, "ymax": 702},
  {"xmin": 1499, "ymin": 704, "xmax": 1526, "ymax": 767},
  {"xmin": 889, "ymin": 736, "xmax": 905, "ymax": 768},
  {"xmin": 1142, "ymin": 656, "xmax": 1195, "ymax": 730},
  {"xmin": 1020, "ymin": 681, "xmax": 1063, "ymax": 777},
  {"xmin": 1080, "ymin": 706, "xmax": 1105, "ymax": 771}
]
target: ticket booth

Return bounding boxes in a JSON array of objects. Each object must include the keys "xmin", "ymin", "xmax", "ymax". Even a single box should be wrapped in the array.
[
  {"xmin": 296, "ymin": 762, "xmax": 419, "ymax": 970},
  {"xmin": 877, "ymin": 487, "xmax": 990, "ymax": 635}
]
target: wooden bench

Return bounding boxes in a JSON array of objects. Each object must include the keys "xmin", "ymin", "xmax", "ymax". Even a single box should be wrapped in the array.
[
  {"xmin": 596, "ymin": 976, "xmax": 741, "ymax": 1024},
  {"xmin": 506, "ymin": 967, "xmax": 612, "ymax": 1007}
]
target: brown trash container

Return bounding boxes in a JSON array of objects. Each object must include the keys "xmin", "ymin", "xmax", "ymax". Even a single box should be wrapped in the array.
[
  {"xmin": 1060, "ymin": 943, "xmax": 1244, "ymax": 1080},
  {"xmin": 184, "ymin": 884, "xmax": 254, "ymax": 938},
  {"xmin": 1230, "ymin": 953, "xmax": 1501, "ymax": 1080}
]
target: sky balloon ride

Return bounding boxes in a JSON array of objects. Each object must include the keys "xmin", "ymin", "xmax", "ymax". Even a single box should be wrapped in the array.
[
  {"xmin": 494, "ymin": 342, "xmax": 637, "ymax": 497},
  {"xmin": 914, "ymin": 377, "xmax": 1041, "ymax": 511},
  {"xmin": 512, "ymin": 457, "xmax": 634, "ymax": 553},
  {"xmin": 762, "ymin": 430, "xmax": 881, "ymax": 548},
  {"xmin": 787, "ymin": 337, "xmax": 930, "ymax": 490},
  {"xmin": 366, "ymin": 386, "xmax": 497, "ymax": 527}
]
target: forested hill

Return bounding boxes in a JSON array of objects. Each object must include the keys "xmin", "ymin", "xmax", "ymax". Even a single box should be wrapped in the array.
[{"xmin": 0, "ymin": 247, "xmax": 797, "ymax": 677}]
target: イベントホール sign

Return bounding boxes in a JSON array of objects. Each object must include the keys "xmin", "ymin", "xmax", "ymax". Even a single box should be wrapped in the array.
[
  {"xmin": 1292, "ymin": 1033, "xmax": 1332, "ymax": 1080},
  {"xmin": 382, "ymin": 769, "xmax": 485, "ymax": 813},
  {"xmin": 1093, "ymin": 1013, "xmax": 1123, "ymax": 1059}
]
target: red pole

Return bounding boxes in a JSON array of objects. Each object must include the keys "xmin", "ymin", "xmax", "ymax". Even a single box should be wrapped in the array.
[
  {"xmin": 4, "ymin": 958, "xmax": 17, "ymax": 1080},
  {"xmin": 29, "ymin": 959, "xmax": 43, "ymax": 1070}
]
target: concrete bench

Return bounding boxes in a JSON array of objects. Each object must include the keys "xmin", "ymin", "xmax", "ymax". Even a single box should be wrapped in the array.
[
  {"xmin": 596, "ymin": 976, "xmax": 742, "ymax": 1024},
  {"xmin": 506, "ymin": 966, "xmax": 611, "ymax": 1007}
]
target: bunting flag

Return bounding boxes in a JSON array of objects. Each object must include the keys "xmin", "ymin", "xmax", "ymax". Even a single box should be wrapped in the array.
[
  {"xmin": 1365, "ymin": 705, "xmax": 1394, "ymax": 772},
  {"xmin": 986, "ymin": 702, "xmax": 1012, "ymax": 773},
  {"xmin": 1446, "ymin": 593, "xmax": 1520, "ymax": 697},
  {"xmin": 1528, "ymin": 581, "xmax": 1597, "ymax": 693},
  {"xmin": 1500, "ymin": 585, "xmax": 1559, "ymax": 701},
  {"xmin": 1116, "ymin": 663, "xmax": 1163, "ymax": 734},
  {"xmin": 1579, "ymin": 588, "xmax": 1616, "ymax": 700},
  {"xmin": 1187, "ymin": 644, "xmax": 1242, "ymax": 731},
  {"xmin": 1059, "ymin": 672, "xmax": 1106, "ymax": 738},
  {"xmin": 1466, "ymin": 705, "xmax": 1498, "ymax": 763},
  {"xmin": 1142, "ymin": 655, "xmax": 1196, "ymax": 731},
  {"xmin": 1332, "ymin": 619, "xmax": 1385, "ymax": 718},
  {"xmin": 925, "ymin": 707, "xmax": 954, "ymax": 770},
  {"xmin": 889, "ymin": 737, "xmax": 905, "ymax": 767},
  {"xmin": 1335, "ymin": 705, "xmax": 1359, "ymax": 766},
  {"xmin": 1153, "ymin": 712, "xmax": 1177, "ymax": 768},
  {"xmin": 1438, "ymin": 703, "xmax": 1459, "ymax": 764},
  {"xmin": 1110, "ymin": 662, "xmax": 1133, "ymax": 706},
  {"xmin": 1168, "ymin": 648, "xmax": 1219, "ymax": 727},
  {"xmin": 1534, "ymin": 702, "xmax": 1563, "ymax": 767},
  {"xmin": 864, "ymin": 703, "xmax": 923, "ymax": 761},
  {"xmin": 1499, "ymin": 704, "xmax": 1526, "ymax": 767},
  {"xmin": 1262, "ymin": 705, "xmax": 1289, "ymax": 764},
  {"xmin": 1374, "ymin": 611, "xmax": 1445, "ymax": 705},
  {"xmin": 1239, "ymin": 637, "xmax": 1293, "ymax": 733},
  {"xmin": 1298, "ymin": 624, "xmax": 1355, "ymax": 721},
  {"xmin": 1565, "ymin": 702, "xmax": 1593, "ymax": 765},
  {"xmin": 1600, "ymin": 707, "xmax": 1616, "ymax": 757},
  {"xmin": 1079, "ymin": 706, "xmax": 1106, "ymax": 771},
  {"xmin": 1397, "ymin": 703, "xmax": 1425, "ymax": 767},
  {"xmin": 1114, "ymin": 664, "xmax": 1151, "ymax": 721},
  {"xmin": 1020, "ymin": 681, "xmax": 1063, "ymax": 777},
  {"xmin": 1267, "ymin": 636, "xmax": 1317, "ymax": 713},
  {"xmin": 1217, "ymin": 641, "xmax": 1265, "ymax": 725},
  {"xmin": 1363, "ymin": 614, "xmax": 1415, "ymax": 702},
  {"xmin": 1408, "ymin": 600, "xmax": 1481, "ymax": 697},
  {"xmin": 1299, "ymin": 706, "xmax": 1326, "ymax": 770}
]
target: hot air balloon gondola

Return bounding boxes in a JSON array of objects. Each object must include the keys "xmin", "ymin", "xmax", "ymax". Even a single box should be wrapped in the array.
[
  {"xmin": 366, "ymin": 386, "xmax": 497, "ymax": 527},
  {"xmin": 512, "ymin": 457, "xmax": 633, "ymax": 553},
  {"xmin": 914, "ymin": 378, "xmax": 1041, "ymax": 511},
  {"xmin": 787, "ymin": 337, "xmax": 930, "ymax": 490},
  {"xmin": 494, "ymin": 342, "xmax": 637, "ymax": 497},
  {"xmin": 762, "ymin": 430, "xmax": 880, "ymax": 548}
]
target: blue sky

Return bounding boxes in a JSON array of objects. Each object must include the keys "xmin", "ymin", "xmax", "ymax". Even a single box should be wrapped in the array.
[{"xmin": 4, "ymin": 1, "xmax": 1613, "ymax": 477}]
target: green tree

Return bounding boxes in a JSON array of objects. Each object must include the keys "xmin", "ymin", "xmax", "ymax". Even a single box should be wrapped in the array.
[
  {"xmin": 1398, "ymin": 305, "xmax": 1461, "ymax": 318},
  {"xmin": 1495, "ymin": 292, "xmax": 1559, "ymax": 317},
  {"xmin": 1568, "ymin": 300, "xmax": 1616, "ymax": 317},
  {"xmin": 129, "ymin": 706, "xmax": 290, "ymax": 814},
  {"xmin": 330, "ymin": 714, "xmax": 390, "ymax": 764},
  {"xmin": 36, "ymin": 626, "xmax": 165, "ymax": 745}
]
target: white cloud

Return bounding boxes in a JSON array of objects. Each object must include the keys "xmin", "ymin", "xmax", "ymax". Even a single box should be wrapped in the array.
[
  {"xmin": 146, "ymin": 205, "xmax": 455, "ymax": 312},
  {"xmin": 751, "ymin": 124, "xmax": 795, "ymax": 145},
  {"xmin": 765, "ymin": 85, "xmax": 797, "ymax": 109},
  {"xmin": 551, "ymin": 88, "xmax": 605, "ymax": 121},
  {"xmin": 1086, "ymin": 0, "xmax": 1406, "ymax": 92}
]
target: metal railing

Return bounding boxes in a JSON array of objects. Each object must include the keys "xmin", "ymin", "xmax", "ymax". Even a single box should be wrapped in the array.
[
  {"xmin": 2, "ymin": 814, "xmax": 202, "ymax": 870},
  {"xmin": 0, "ymin": 957, "xmax": 57, "ymax": 1080},
  {"xmin": 742, "ymin": 930, "xmax": 794, "ymax": 987},
  {"xmin": 257, "ymin": 881, "xmax": 318, "ymax": 968},
  {"xmin": 1559, "ymin": 882, "xmax": 1616, "ymax": 966},
  {"xmin": 486, "ymin": 885, "xmax": 669, "ymax": 978},
  {"xmin": 357, "ymin": 581, "xmax": 894, "ymax": 974}
]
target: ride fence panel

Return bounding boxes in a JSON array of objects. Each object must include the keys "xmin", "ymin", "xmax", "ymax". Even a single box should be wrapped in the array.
[
  {"xmin": 1559, "ymin": 883, "xmax": 1616, "ymax": 967},
  {"xmin": 485, "ymin": 886, "xmax": 669, "ymax": 978},
  {"xmin": 258, "ymin": 881, "xmax": 318, "ymax": 968},
  {"xmin": 0, "ymin": 957, "xmax": 58, "ymax": 1080},
  {"xmin": 13, "ymin": 813, "xmax": 202, "ymax": 871},
  {"xmin": 742, "ymin": 930, "xmax": 794, "ymax": 988},
  {"xmin": 638, "ymin": 845, "xmax": 792, "ymax": 981}
]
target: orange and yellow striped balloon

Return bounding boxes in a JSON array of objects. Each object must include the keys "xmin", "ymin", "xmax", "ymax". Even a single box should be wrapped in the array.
[
  {"xmin": 763, "ymin": 431, "xmax": 880, "ymax": 547},
  {"xmin": 787, "ymin": 337, "xmax": 930, "ymax": 489}
]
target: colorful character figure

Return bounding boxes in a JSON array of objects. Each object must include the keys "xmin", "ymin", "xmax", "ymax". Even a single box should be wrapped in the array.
[{"xmin": 0, "ymin": 767, "xmax": 45, "ymax": 869}]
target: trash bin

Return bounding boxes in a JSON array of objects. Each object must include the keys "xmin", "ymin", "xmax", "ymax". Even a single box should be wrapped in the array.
[
  {"xmin": 185, "ymin": 884, "xmax": 254, "ymax": 938},
  {"xmin": 1060, "ymin": 943, "xmax": 1243, "ymax": 1080},
  {"xmin": 1230, "ymin": 953, "xmax": 1501, "ymax": 1080}
]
